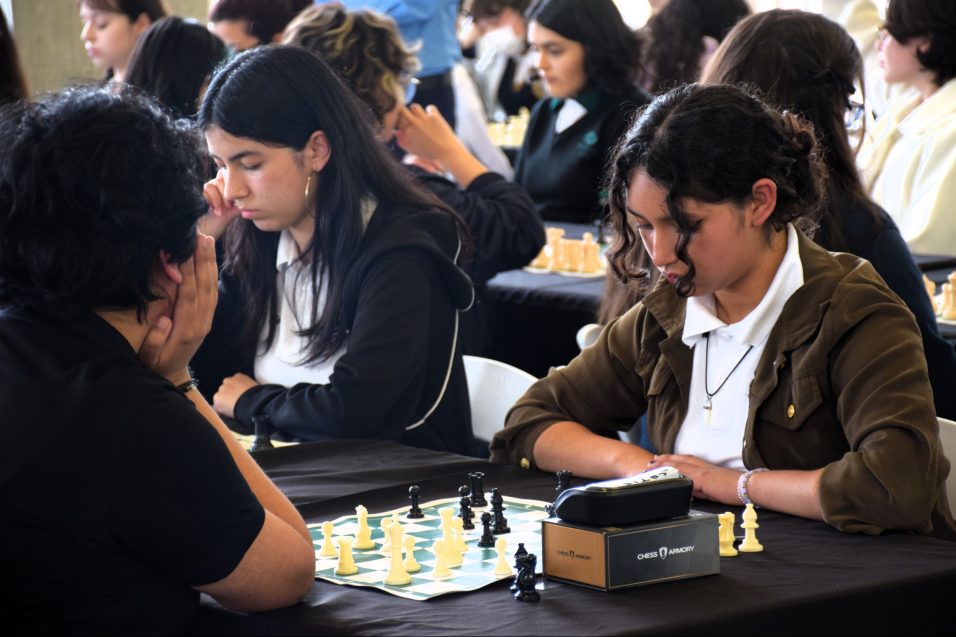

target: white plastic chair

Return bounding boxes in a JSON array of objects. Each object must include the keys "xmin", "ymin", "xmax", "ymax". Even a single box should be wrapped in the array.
[
  {"xmin": 938, "ymin": 417, "xmax": 956, "ymax": 514},
  {"xmin": 463, "ymin": 355, "xmax": 537, "ymax": 445}
]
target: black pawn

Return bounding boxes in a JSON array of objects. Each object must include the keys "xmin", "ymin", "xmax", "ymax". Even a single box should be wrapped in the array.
[
  {"xmin": 406, "ymin": 485, "xmax": 424, "ymax": 519},
  {"xmin": 458, "ymin": 485, "xmax": 474, "ymax": 530},
  {"xmin": 514, "ymin": 554, "xmax": 539, "ymax": 602},
  {"xmin": 469, "ymin": 472, "xmax": 487, "ymax": 507},
  {"xmin": 490, "ymin": 488, "xmax": 510, "ymax": 533},
  {"xmin": 556, "ymin": 469, "xmax": 572, "ymax": 493},
  {"xmin": 477, "ymin": 511, "xmax": 496, "ymax": 547},
  {"xmin": 250, "ymin": 415, "xmax": 274, "ymax": 453}
]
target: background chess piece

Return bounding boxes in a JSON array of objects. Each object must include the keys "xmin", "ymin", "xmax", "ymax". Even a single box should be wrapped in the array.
[
  {"xmin": 335, "ymin": 536, "xmax": 358, "ymax": 575},
  {"xmin": 581, "ymin": 232, "xmax": 602, "ymax": 273},
  {"xmin": 469, "ymin": 472, "xmax": 487, "ymax": 507},
  {"xmin": 354, "ymin": 505, "xmax": 374, "ymax": 549},
  {"xmin": 718, "ymin": 512, "xmax": 738, "ymax": 557},
  {"xmin": 249, "ymin": 414, "xmax": 274, "ymax": 452},
  {"xmin": 319, "ymin": 520, "xmax": 338, "ymax": 557},
  {"xmin": 407, "ymin": 485, "xmax": 424, "ymax": 519},
  {"xmin": 738, "ymin": 503, "xmax": 764, "ymax": 552}
]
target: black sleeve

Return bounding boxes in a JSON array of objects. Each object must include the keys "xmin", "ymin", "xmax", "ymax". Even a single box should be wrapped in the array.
[
  {"xmin": 110, "ymin": 387, "xmax": 265, "ymax": 586},
  {"xmin": 233, "ymin": 252, "xmax": 443, "ymax": 441},
  {"xmin": 416, "ymin": 170, "xmax": 545, "ymax": 285},
  {"xmin": 191, "ymin": 273, "xmax": 254, "ymax": 405}
]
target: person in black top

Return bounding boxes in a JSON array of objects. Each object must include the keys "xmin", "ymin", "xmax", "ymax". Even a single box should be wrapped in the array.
[
  {"xmin": 513, "ymin": 0, "xmax": 649, "ymax": 224},
  {"xmin": 193, "ymin": 46, "xmax": 475, "ymax": 454},
  {"xmin": 281, "ymin": 3, "xmax": 544, "ymax": 356},
  {"xmin": 0, "ymin": 87, "xmax": 314, "ymax": 634},
  {"xmin": 702, "ymin": 9, "xmax": 956, "ymax": 420}
]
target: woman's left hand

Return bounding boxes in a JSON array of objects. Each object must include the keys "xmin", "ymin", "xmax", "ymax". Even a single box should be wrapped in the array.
[
  {"xmin": 213, "ymin": 372, "xmax": 259, "ymax": 419},
  {"xmin": 647, "ymin": 454, "xmax": 742, "ymax": 506}
]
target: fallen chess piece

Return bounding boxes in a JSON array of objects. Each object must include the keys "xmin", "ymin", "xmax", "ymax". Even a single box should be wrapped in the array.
[{"xmin": 738, "ymin": 503, "xmax": 764, "ymax": 553}]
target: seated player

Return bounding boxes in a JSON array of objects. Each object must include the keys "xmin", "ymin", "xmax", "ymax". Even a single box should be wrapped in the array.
[
  {"xmin": 192, "ymin": 46, "xmax": 475, "ymax": 454},
  {"xmin": 207, "ymin": 0, "xmax": 311, "ymax": 53},
  {"xmin": 490, "ymin": 83, "xmax": 956, "ymax": 540},
  {"xmin": 0, "ymin": 88, "xmax": 315, "ymax": 633}
]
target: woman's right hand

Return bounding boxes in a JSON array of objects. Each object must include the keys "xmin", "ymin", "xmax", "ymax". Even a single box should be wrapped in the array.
[{"xmin": 199, "ymin": 173, "xmax": 241, "ymax": 239}]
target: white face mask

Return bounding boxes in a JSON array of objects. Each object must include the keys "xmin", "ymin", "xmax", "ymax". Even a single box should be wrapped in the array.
[{"xmin": 481, "ymin": 24, "xmax": 526, "ymax": 59}]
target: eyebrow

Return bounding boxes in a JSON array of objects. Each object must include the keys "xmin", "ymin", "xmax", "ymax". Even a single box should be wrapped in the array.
[{"xmin": 210, "ymin": 150, "xmax": 262, "ymax": 163}]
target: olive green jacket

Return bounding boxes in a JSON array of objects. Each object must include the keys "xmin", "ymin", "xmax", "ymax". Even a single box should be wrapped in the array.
[{"xmin": 491, "ymin": 232, "xmax": 956, "ymax": 539}]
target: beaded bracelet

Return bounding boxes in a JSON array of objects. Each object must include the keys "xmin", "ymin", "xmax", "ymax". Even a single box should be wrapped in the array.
[{"xmin": 736, "ymin": 467, "xmax": 769, "ymax": 506}]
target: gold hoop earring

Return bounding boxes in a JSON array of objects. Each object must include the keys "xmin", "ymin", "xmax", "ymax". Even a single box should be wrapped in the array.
[{"xmin": 304, "ymin": 172, "xmax": 315, "ymax": 204}]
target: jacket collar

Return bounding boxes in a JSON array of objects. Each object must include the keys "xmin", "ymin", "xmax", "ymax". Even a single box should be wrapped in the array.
[{"xmin": 898, "ymin": 78, "xmax": 956, "ymax": 136}]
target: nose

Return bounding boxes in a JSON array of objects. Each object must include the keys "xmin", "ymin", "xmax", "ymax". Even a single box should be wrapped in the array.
[
  {"xmin": 535, "ymin": 51, "xmax": 549, "ymax": 72},
  {"xmin": 81, "ymin": 22, "xmax": 93, "ymax": 42},
  {"xmin": 220, "ymin": 167, "xmax": 248, "ymax": 204},
  {"xmin": 645, "ymin": 226, "xmax": 678, "ymax": 270}
]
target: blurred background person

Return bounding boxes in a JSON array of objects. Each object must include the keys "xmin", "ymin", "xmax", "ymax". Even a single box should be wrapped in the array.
[
  {"xmin": 636, "ymin": 0, "xmax": 750, "ymax": 94},
  {"xmin": 124, "ymin": 16, "xmax": 227, "ymax": 118},
  {"xmin": 207, "ymin": 0, "xmax": 312, "ymax": 53},
  {"xmin": 77, "ymin": 0, "xmax": 168, "ymax": 83},
  {"xmin": 1, "ymin": 5, "xmax": 30, "ymax": 103},
  {"xmin": 514, "ymin": 0, "xmax": 648, "ymax": 224}
]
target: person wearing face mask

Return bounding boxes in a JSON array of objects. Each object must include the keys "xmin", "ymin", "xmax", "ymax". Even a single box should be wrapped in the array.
[
  {"xmin": 465, "ymin": 0, "xmax": 539, "ymax": 122},
  {"xmin": 76, "ymin": 0, "xmax": 168, "ymax": 84},
  {"xmin": 514, "ymin": 0, "xmax": 649, "ymax": 224}
]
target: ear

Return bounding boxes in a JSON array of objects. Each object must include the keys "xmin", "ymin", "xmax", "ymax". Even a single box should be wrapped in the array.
[
  {"xmin": 158, "ymin": 251, "xmax": 183, "ymax": 285},
  {"xmin": 749, "ymin": 178, "xmax": 778, "ymax": 227},
  {"xmin": 915, "ymin": 36, "xmax": 931, "ymax": 56},
  {"xmin": 305, "ymin": 131, "xmax": 332, "ymax": 174},
  {"xmin": 132, "ymin": 12, "xmax": 152, "ymax": 37}
]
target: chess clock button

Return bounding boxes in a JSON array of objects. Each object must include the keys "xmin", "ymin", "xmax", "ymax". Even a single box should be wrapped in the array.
[
  {"xmin": 520, "ymin": 457, "xmax": 531, "ymax": 469},
  {"xmin": 787, "ymin": 404, "xmax": 795, "ymax": 419}
]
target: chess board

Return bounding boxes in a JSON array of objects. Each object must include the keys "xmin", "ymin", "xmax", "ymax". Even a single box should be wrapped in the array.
[{"xmin": 308, "ymin": 495, "xmax": 550, "ymax": 601}]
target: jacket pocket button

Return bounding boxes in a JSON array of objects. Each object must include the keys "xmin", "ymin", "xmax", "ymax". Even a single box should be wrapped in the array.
[
  {"xmin": 787, "ymin": 404, "xmax": 795, "ymax": 419},
  {"xmin": 520, "ymin": 457, "xmax": 531, "ymax": 469}
]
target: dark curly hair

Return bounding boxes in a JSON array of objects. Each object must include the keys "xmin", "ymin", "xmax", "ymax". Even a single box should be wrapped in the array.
[
  {"xmin": 884, "ymin": 0, "xmax": 956, "ymax": 86},
  {"xmin": 527, "ymin": 0, "xmax": 642, "ymax": 96},
  {"xmin": 605, "ymin": 83, "xmax": 827, "ymax": 297},
  {"xmin": 637, "ymin": 0, "xmax": 750, "ymax": 93},
  {"xmin": 282, "ymin": 4, "xmax": 419, "ymax": 126},
  {"xmin": 0, "ymin": 86, "xmax": 207, "ymax": 317}
]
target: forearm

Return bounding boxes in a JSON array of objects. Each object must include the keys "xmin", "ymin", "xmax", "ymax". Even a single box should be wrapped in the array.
[
  {"xmin": 533, "ymin": 421, "xmax": 654, "ymax": 478},
  {"xmin": 434, "ymin": 139, "xmax": 488, "ymax": 188},
  {"xmin": 186, "ymin": 387, "xmax": 311, "ymax": 544},
  {"xmin": 747, "ymin": 468, "xmax": 823, "ymax": 521}
]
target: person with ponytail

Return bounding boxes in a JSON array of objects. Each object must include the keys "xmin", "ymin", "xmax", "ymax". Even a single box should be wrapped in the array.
[{"xmin": 491, "ymin": 83, "xmax": 955, "ymax": 539}]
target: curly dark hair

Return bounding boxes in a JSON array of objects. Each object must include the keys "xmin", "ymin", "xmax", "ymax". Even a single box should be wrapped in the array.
[
  {"xmin": 637, "ymin": 0, "xmax": 750, "ymax": 93},
  {"xmin": 884, "ymin": 0, "xmax": 956, "ymax": 86},
  {"xmin": 0, "ymin": 86, "xmax": 207, "ymax": 317},
  {"xmin": 605, "ymin": 83, "xmax": 827, "ymax": 297},
  {"xmin": 527, "ymin": 0, "xmax": 642, "ymax": 96},
  {"xmin": 282, "ymin": 4, "xmax": 419, "ymax": 126}
]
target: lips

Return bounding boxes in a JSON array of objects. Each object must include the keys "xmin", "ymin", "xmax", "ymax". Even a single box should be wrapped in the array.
[{"xmin": 239, "ymin": 209, "xmax": 258, "ymax": 219}]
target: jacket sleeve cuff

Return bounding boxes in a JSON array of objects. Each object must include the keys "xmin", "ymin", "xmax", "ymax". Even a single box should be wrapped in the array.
[
  {"xmin": 233, "ymin": 383, "xmax": 282, "ymax": 426},
  {"xmin": 465, "ymin": 171, "xmax": 505, "ymax": 192}
]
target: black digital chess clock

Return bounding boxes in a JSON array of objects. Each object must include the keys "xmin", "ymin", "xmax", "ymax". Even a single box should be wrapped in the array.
[{"xmin": 552, "ymin": 466, "xmax": 693, "ymax": 527}]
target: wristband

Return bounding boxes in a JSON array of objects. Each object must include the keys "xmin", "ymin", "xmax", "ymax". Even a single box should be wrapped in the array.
[
  {"xmin": 176, "ymin": 378, "xmax": 199, "ymax": 395},
  {"xmin": 736, "ymin": 467, "xmax": 769, "ymax": 506}
]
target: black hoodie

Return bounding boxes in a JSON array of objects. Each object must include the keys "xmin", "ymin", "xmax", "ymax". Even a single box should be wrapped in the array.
[{"xmin": 192, "ymin": 202, "xmax": 476, "ymax": 456}]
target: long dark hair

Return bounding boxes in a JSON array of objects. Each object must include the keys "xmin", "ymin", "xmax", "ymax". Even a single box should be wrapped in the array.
[
  {"xmin": 197, "ymin": 45, "xmax": 453, "ymax": 364},
  {"xmin": 527, "ymin": 0, "xmax": 642, "ymax": 96},
  {"xmin": 125, "ymin": 16, "xmax": 227, "ymax": 118},
  {"xmin": 606, "ymin": 83, "xmax": 827, "ymax": 297},
  {"xmin": 702, "ymin": 9, "xmax": 879, "ymax": 251},
  {"xmin": 638, "ymin": 0, "xmax": 750, "ymax": 93}
]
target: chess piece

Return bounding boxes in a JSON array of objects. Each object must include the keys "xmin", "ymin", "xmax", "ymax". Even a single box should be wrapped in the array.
[
  {"xmin": 383, "ymin": 522, "xmax": 411, "ymax": 585},
  {"xmin": 403, "ymin": 535, "xmax": 420, "ymax": 573},
  {"xmin": 439, "ymin": 508, "xmax": 462, "ymax": 566},
  {"xmin": 407, "ymin": 485, "xmax": 424, "ymax": 519},
  {"xmin": 493, "ymin": 537, "xmax": 512, "ymax": 575},
  {"xmin": 458, "ymin": 485, "xmax": 475, "ymax": 530},
  {"xmin": 477, "ymin": 511, "xmax": 496, "ymax": 547},
  {"xmin": 353, "ymin": 505, "xmax": 374, "ymax": 549},
  {"xmin": 938, "ymin": 283, "xmax": 951, "ymax": 317},
  {"xmin": 738, "ymin": 503, "xmax": 764, "ymax": 552},
  {"xmin": 431, "ymin": 540, "xmax": 452, "ymax": 578},
  {"xmin": 718, "ymin": 511, "xmax": 738, "ymax": 557},
  {"xmin": 490, "ymin": 488, "xmax": 510, "ymax": 534},
  {"xmin": 545, "ymin": 226, "xmax": 565, "ymax": 250},
  {"xmin": 564, "ymin": 239, "xmax": 584, "ymax": 272},
  {"xmin": 511, "ymin": 544, "xmax": 529, "ymax": 592},
  {"xmin": 924, "ymin": 275, "xmax": 938, "ymax": 314},
  {"xmin": 556, "ymin": 469, "xmax": 572, "ymax": 493},
  {"xmin": 249, "ymin": 414, "xmax": 274, "ymax": 452},
  {"xmin": 581, "ymin": 232, "xmax": 602, "ymax": 273},
  {"xmin": 550, "ymin": 238, "xmax": 569, "ymax": 271},
  {"xmin": 334, "ymin": 536, "xmax": 358, "ymax": 575},
  {"xmin": 513, "ymin": 554, "xmax": 539, "ymax": 602},
  {"xmin": 529, "ymin": 245, "xmax": 550, "ymax": 269},
  {"xmin": 945, "ymin": 283, "xmax": 956, "ymax": 320},
  {"xmin": 379, "ymin": 517, "xmax": 393, "ymax": 552},
  {"xmin": 469, "ymin": 472, "xmax": 487, "ymax": 507},
  {"xmin": 319, "ymin": 520, "xmax": 338, "ymax": 557},
  {"xmin": 453, "ymin": 516, "xmax": 469, "ymax": 553}
]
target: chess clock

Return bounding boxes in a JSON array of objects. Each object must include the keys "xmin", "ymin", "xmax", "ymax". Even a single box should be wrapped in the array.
[{"xmin": 552, "ymin": 466, "xmax": 693, "ymax": 526}]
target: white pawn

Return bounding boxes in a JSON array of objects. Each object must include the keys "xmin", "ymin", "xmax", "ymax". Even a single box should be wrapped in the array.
[
  {"xmin": 335, "ymin": 536, "xmax": 358, "ymax": 575},
  {"xmin": 403, "ymin": 536, "xmax": 421, "ymax": 573},
  {"xmin": 319, "ymin": 520, "xmax": 338, "ymax": 557},
  {"xmin": 353, "ymin": 505, "xmax": 374, "ymax": 549},
  {"xmin": 431, "ymin": 540, "xmax": 452, "ymax": 578},
  {"xmin": 453, "ymin": 516, "xmax": 469, "ymax": 554},
  {"xmin": 493, "ymin": 537, "xmax": 512, "ymax": 576},
  {"xmin": 738, "ymin": 503, "xmax": 764, "ymax": 552}
]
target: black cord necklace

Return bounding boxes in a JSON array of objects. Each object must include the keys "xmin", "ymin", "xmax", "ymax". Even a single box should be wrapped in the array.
[{"xmin": 703, "ymin": 332, "xmax": 755, "ymax": 425}]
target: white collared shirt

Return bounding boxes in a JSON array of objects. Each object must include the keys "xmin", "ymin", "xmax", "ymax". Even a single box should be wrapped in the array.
[
  {"xmin": 254, "ymin": 229, "xmax": 344, "ymax": 387},
  {"xmin": 554, "ymin": 98, "xmax": 587, "ymax": 134},
  {"xmin": 673, "ymin": 224, "xmax": 804, "ymax": 469}
]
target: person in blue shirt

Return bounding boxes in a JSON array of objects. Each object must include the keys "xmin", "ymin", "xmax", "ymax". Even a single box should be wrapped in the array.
[{"xmin": 334, "ymin": 0, "xmax": 461, "ymax": 128}]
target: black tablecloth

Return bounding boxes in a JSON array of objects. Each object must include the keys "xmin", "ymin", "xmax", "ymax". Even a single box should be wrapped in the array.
[{"xmin": 190, "ymin": 441, "xmax": 956, "ymax": 636}]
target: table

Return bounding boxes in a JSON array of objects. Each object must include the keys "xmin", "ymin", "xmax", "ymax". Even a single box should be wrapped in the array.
[{"xmin": 189, "ymin": 441, "xmax": 956, "ymax": 635}]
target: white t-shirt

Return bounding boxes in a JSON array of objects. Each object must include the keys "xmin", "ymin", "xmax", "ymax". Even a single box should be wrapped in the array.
[{"xmin": 674, "ymin": 224, "xmax": 804, "ymax": 469}]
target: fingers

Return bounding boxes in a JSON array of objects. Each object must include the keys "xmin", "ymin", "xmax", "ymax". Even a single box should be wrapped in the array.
[
  {"xmin": 138, "ymin": 315, "xmax": 172, "ymax": 370},
  {"xmin": 203, "ymin": 177, "xmax": 227, "ymax": 216}
]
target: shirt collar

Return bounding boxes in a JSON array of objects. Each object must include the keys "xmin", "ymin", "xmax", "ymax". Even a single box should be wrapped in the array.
[
  {"xmin": 275, "ymin": 229, "xmax": 302, "ymax": 272},
  {"xmin": 682, "ymin": 224, "xmax": 804, "ymax": 347}
]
